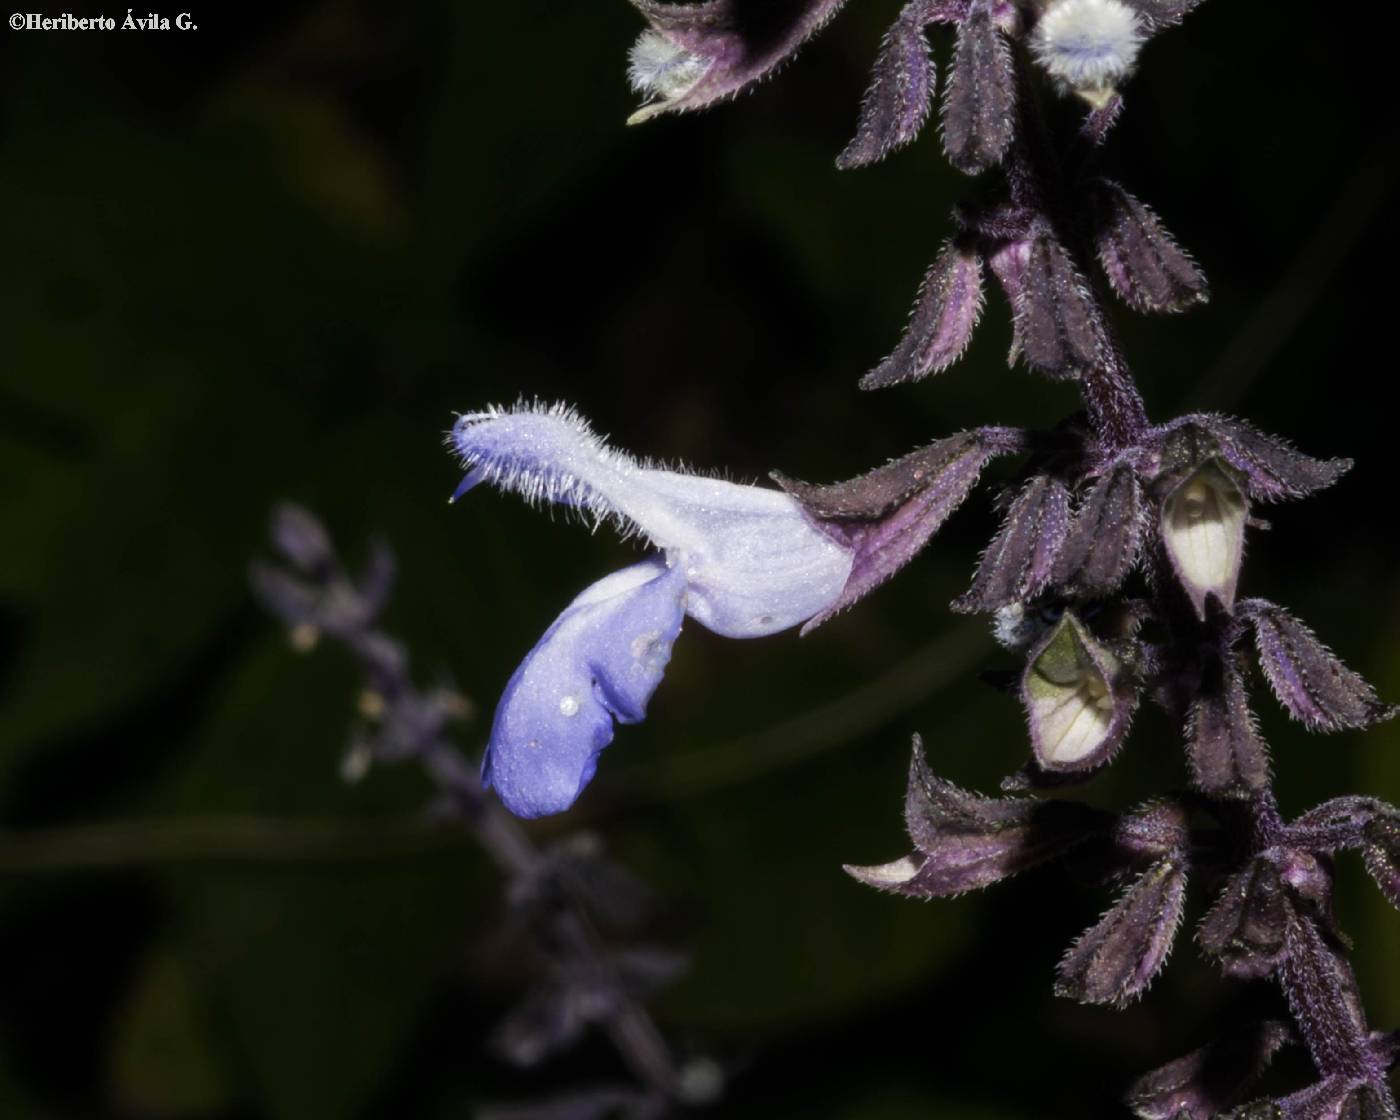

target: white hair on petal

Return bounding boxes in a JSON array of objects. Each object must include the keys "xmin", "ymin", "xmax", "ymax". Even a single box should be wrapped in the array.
[
  {"xmin": 449, "ymin": 401, "xmax": 641, "ymax": 536},
  {"xmin": 1032, "ymin": 0, "xmax": 1143, "ymax": 92},
  {"xmin": 447, "ymin": 400, "xmax": 744, "ymax": 549}
]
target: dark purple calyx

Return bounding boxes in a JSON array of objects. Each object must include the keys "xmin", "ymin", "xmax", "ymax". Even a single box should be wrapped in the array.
[
  {"xmin": 773, "ymin": 427, "xmax": 1023, "ymax": 631},
  {"xmin": 844, "ymin": 734, "xmax": 1103, "ymax": 898}
]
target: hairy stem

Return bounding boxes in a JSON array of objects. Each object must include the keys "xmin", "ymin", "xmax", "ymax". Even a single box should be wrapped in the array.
[{"xmin": 1007, "ymin": 53, "xmax": 1149, "ymax": 451}]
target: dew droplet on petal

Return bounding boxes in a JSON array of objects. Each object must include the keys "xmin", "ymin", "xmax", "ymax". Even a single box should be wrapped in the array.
[{"xmin": 559, "ymin": 695, "xmax": 580, "ymax": 717}]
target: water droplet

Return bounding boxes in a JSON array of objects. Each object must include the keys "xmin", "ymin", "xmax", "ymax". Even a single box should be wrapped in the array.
[
  {"xmin": 559, "ymin": 695, "xmax": 580, "ymax": 717},
  {"xmin": 525, "ymin": 739, "xmax": 541, "ymax": 751}
]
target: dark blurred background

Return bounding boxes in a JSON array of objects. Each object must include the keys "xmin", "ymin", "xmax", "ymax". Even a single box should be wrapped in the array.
[{"xmin": 1, "ymin": 2, "xmax": 1397, "ymax": 1117}]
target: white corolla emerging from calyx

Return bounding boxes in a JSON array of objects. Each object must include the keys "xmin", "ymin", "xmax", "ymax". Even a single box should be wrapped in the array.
[
  {"xmin": 1031, "ymin": 0, "xmax": 1144, "ymax": 107},
  {"xmin": 448, "ymin": 403, "xmax": 854, "ymax": 818}
]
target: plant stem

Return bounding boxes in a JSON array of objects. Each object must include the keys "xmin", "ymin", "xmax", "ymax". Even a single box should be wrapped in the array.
[{"xmin": 1008, "ymin": 53, "xmax": 1149, "ymax": 452}]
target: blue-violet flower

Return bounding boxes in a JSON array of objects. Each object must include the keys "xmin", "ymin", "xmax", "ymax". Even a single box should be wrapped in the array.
[{"xmin": 448, "ymin": 403, "xmax": 854, "ymax": 818}]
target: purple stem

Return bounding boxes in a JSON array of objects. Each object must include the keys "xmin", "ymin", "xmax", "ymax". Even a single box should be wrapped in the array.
[{"xmin": 1004, "ymin": 55, "xmax": 1149, "ymax": 452}]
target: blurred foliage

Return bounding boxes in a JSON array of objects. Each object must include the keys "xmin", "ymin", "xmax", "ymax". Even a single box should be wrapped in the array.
[{"xmin": 1, "ymin": 1, "xmax": 1398, "ymax": 1117}]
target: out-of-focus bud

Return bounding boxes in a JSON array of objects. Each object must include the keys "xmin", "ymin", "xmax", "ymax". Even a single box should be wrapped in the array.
[
  {"xmin": 270, "ymin": 504, "xmax": 336, "ymax": 573},
  {"xmin": 1161, "ymin": 458, "xmax": 1247, "ymax": 617},
  {"xmin": 1126, "ymin": 1021, "xmax": 1292, "ymax": 1120}
]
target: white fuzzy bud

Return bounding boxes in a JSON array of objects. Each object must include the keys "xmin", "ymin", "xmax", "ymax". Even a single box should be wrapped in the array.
[
  {"xmin": 627, "ymin": 30, "xmax": 709, "ymax": 102},
  {"xmin": 1031, "ymin": 0, "xmax": 1143, "ymax": 104}
]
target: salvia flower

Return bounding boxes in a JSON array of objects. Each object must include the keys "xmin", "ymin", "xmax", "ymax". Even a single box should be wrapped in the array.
[{"xmin": 448, "ymin": 403, "xmax": 854, "ymax": 817}]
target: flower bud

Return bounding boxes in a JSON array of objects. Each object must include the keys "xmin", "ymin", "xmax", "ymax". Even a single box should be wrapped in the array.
[
  {"xmin": 844, "ymin": 734, "xmax": 1102, "ymax": 898},
  {"xmin": 837, "ymin": 0, "xmax": 938, "ymax": 170},
  {"xmin": 861, "ymin": 241, "xmax": 985, "ymax": 389},
  {"xmin": 625, "ymin": 0, "xmax": 850, "ymax": 124},
  {"xmin": 1091, "ymin": 178, "xmax": 1208, "ymax": 314},
  {"xmin": 1198, "ymin": 857, "xmax": 1292, "ymax": 980},
  {"xmin": 1054, "ymin": 466, "xmax": 1145, "ymax": 598},
  {"xmin": 1055, "ymin": 857, "xmax": 1186, "ymax": 1007},
  {"xmin": 1187, "ymin": 649, "xmax": 1269, "ymax": 798},
  {"xmin": 941, "ymin": 0, "xmax": 1014, "ymax": 172},
  {"xmin": 627, "ymin": 30, "xmax": 709, "ymax": 105},
  {"xmin": 1161, "ymin": 458, "xmax": 1247, "ymax": 616},
  {"xmin": 1031, "ymin": 0, "xmax": 1144, "ymax": 108},
  {"xmin": 1245, "ymin": 600, "xmax": 1392, "ymax": 733}
]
